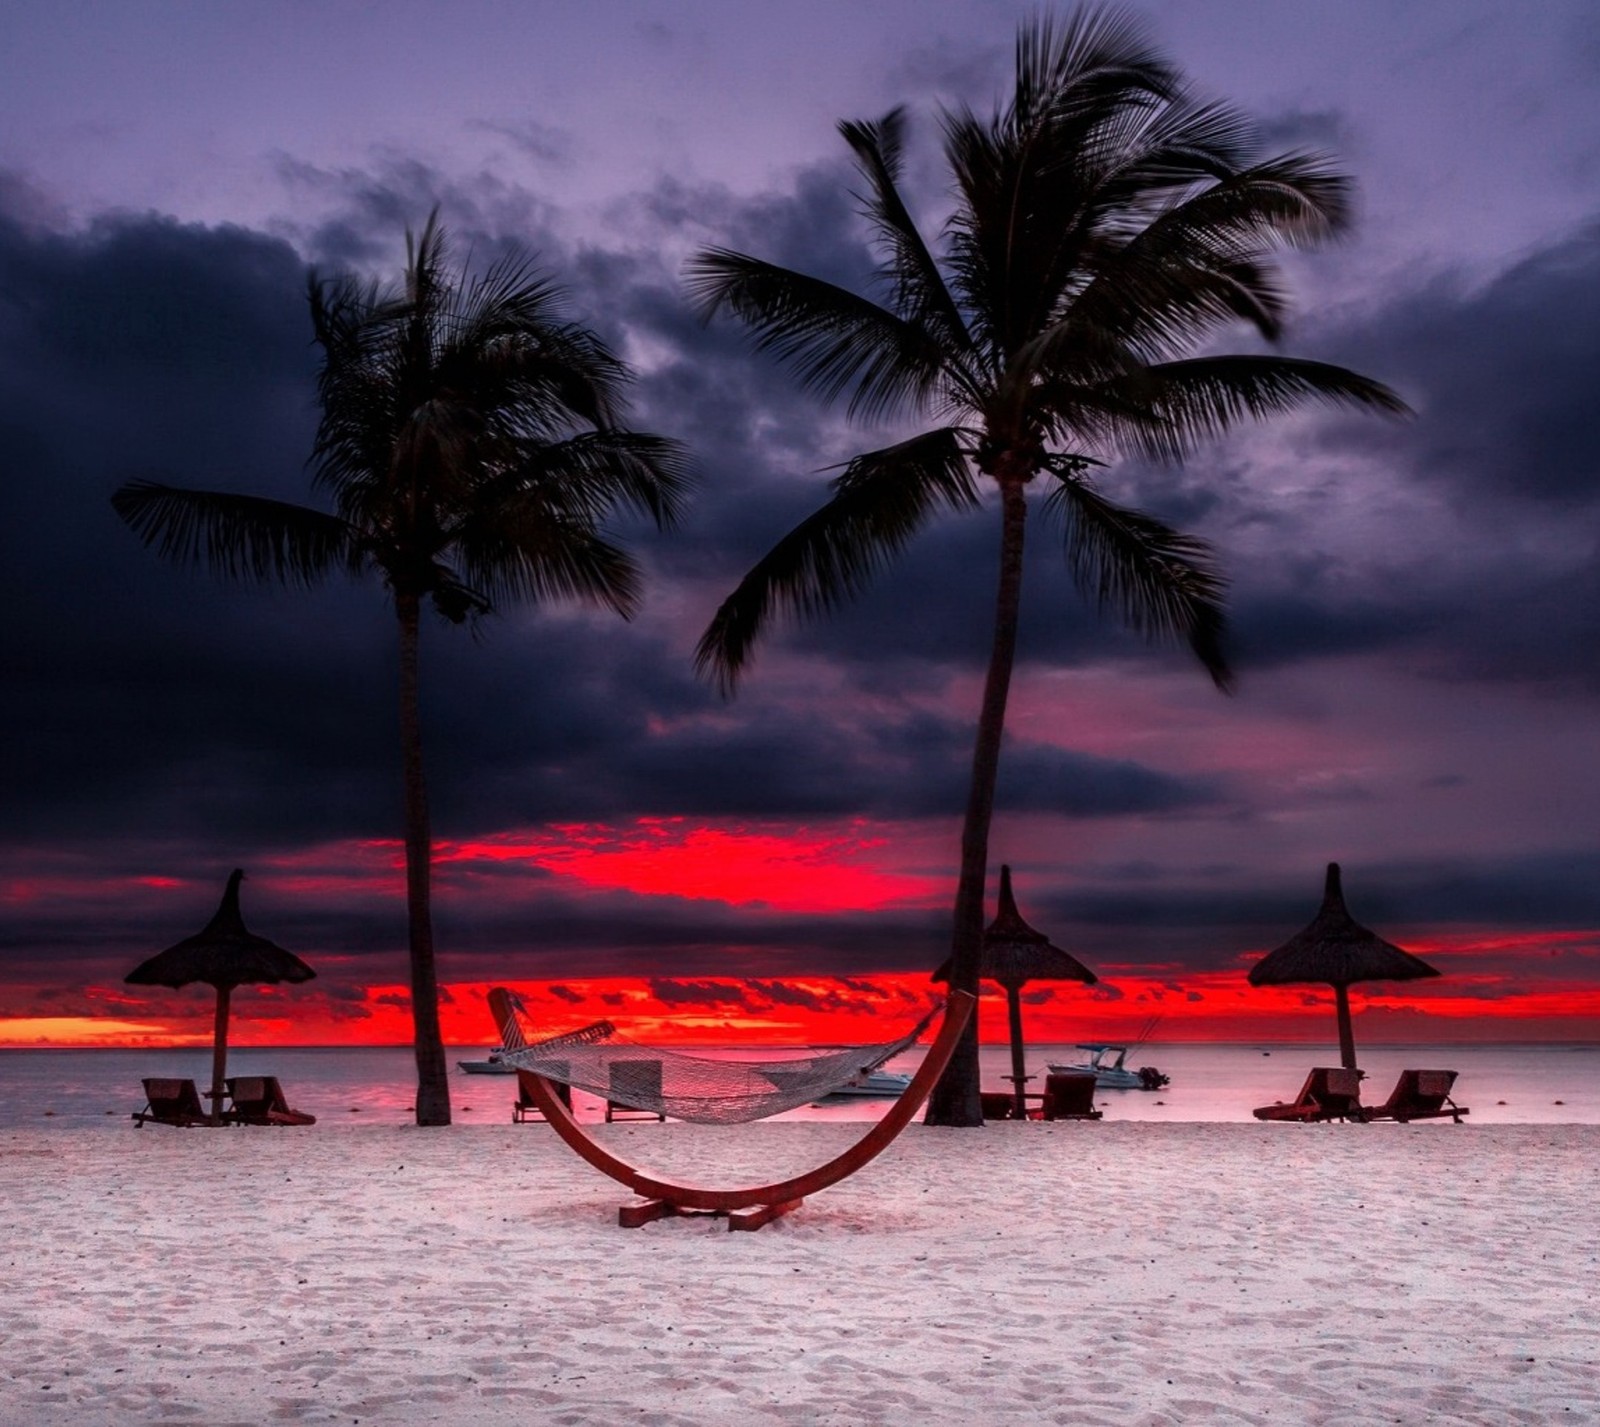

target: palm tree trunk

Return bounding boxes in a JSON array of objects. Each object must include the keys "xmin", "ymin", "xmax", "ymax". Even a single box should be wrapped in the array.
[
  {"xmin": 926, "ymin": 475, "xmax": 1030, "ymax": 1127},
  {"xmin": 398, "ymin": 592, "xmax": 451, "ymax": 1126}
]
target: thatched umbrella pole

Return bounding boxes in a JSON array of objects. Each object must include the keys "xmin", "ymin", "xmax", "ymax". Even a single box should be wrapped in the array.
[
  {"xmin": 209, "ymin": 985, "xmax": 232, "ymax": 1125},
  {"xmin": 1333, "ymin": 984, "xmax": 1356, "ymax": 1071}
]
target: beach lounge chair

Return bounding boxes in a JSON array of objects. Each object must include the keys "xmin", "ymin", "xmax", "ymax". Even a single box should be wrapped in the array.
[
  {"xmin": 224, "ymin": 1076, "xmax": 316, "ymax": 1126},
  {"xmin": 132, "ymin": 1077, "xmax": 208, "ymax": 1127},
  {"xmin": 1252, "ymin": 1067, "xmax": 1364, "ymax": 1122},
  {"xmin": 513, "ymin": 1067, "xmax": 573, "ymax": 1123},
  {"xmin": 605, "ymin": 1059, "xmax": 666, "ymax": 1122},
  {"xmin": 980, "ymin": 1090, "xmax": 1019, "ymax": 1120},
  {"xmin": 1036, "ymin": 1071, "xmax": 1102, "ymax": 1121},
  {"xmin": 1360, "ymin": 1069, "xmax": 1468, "ymax": 1124}
]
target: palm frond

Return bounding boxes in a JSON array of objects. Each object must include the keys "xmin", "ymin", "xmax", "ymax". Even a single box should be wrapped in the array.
[
  {"xmin": 456, "ymin": 513, "xmax": 642, "ymax": 619},
  {"xmin": 1013, "ymin": 7, "xmax": 1179, "ymax": 135},
  {"xmin": 695, "ymin": 428, "xmax": 977, "ymax": 692},
  {"xmin": 684, "ymin": 248, "xmax": 954, "ymax": 423},
  {"xmin": 838, "ymin": 109, "xmax": 973, "ymax": 357},
  {"xmin": 111, "ymin": 481, "xmax": 356, "ymax": 586},
  {"xmin": 494, "ymin": 431, "xmax": 693, "ymax": 530},
  {"xmin": 1091, "ymin": 355, "xmax": 1409, "ymax": 460},
  {"xmin": 942, "ymin": 6, "xmax": 1184, "ymax": 350},
  {"xmin": 1043, "ymin": 473, "xmax": 1231, "ymax": 689}
]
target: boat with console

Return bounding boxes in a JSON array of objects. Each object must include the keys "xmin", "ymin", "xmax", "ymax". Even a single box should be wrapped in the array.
[
  {"xmin": 1048, "ymin": 1043, "xmax": 1169, "ymax": 1090},
  {"xmin": 457, "ymin": 1047, "xmax": 516, "ymax": 1075},
  {"xmin": 823, "ymin": 1067, "xmax": 913, "ymax": 1098}
]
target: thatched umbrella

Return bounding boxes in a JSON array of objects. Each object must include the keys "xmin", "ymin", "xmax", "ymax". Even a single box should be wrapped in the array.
[
  {"xmin": 126, "ymin": 869, "xmax": 315, "ymax": 1124},
  {"xmin": 1248, "ymin": 862, "xmax": 1439, "ymax": 1070},
  {"xmin": 935, "ymin": 865, "xmax": 1097, "ymax": 1119}
]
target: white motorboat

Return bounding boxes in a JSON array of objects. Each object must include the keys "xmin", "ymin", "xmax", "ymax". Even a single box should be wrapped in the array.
[
  {"xmin": 823, "ymin": 1067, "xmax": 913, "ymax": 1098},
  {"xmin": 1048, "ymin": 1044, "xmax": 1169, "ymax": 1090},
  {"xmin": 457, "ymin": 1047, "xmax": 517, "ymax": 1075}
]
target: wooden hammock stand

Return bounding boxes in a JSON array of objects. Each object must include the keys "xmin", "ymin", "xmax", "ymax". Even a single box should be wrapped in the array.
[{"xmin": 488, "ymin": 988, "xmax": 975, "ymax": 1231}]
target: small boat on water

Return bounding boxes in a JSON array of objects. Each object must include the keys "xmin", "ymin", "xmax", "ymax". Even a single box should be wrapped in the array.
[
  {"xmin": 1048, "ymin": 1044, "xmax": 1169, "ymax": 1091},
  {"xmin": 457, "ymin": 1047, "xmax": 516, "ymax": 1075},
  {"xmin": 822, "ymin": 1067, "xmax": 913, "ymax": 1099}
]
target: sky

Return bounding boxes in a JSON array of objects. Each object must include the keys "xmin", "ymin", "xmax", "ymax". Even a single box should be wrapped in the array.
[{"xmin": 1, "ymin": 1, "xmax": 1598, "ymax": 1052}]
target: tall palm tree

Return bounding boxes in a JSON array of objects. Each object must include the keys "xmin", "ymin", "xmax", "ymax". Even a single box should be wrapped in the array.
[
  {"xmin": 114, "ymin": 212, "xmax": 689, "ymax": 1125},
  {"xmin": 686, "ymin": 9, "xmax": 1406, "ymax": 1125}
]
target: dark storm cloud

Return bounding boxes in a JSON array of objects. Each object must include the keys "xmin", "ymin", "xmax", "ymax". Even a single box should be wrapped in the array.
[
  {"xmin": 1342, "ymin": 223, "xmax": 1600, "ymax": 509},
  {"xmin": 1250, "ymin": 218, "xmax": 1600, "ymax": 691},
  {"xmin": 636, "ymin": 976, "xmax": 924, "ymax": 1018},
  {"xmin": 0, "ymin": 202, "xmax": 357, "ymax": 846},
  {"xmin": 446, "ymin": 676, "xmax": 1219, "ymax": 825},
  {"xmin": 1018, "ymin": 849, "xmax": 1600, "ymax": 970},
  {"xmin": 1254, "ymin": 108, "xmax": 1356, "ymax": 155},
  {"xmin": 645, "ymin": 979, "xmax": 742, "ymax": 1008}
]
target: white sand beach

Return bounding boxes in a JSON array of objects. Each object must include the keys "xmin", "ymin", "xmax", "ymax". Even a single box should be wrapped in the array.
[{"xmin": 3, "ymin": 1121, "xmax": 1596, "ymax": 1425}]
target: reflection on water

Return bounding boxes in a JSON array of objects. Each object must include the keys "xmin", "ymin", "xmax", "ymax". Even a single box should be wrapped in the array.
[{"xmin": 3, "ymin": 1041, "xmax": 1598, "ymax": 1129}]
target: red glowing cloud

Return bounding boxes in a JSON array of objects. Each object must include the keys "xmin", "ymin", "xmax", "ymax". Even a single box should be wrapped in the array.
[{"xmin": 439, "ymin": 818, "xmax": 947, "ymax": 914}]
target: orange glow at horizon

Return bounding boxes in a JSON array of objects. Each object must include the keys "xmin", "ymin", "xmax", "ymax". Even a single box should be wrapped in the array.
[
  {"xmin": 0, "ymin": 1016, "xmax": 192, "ymax": 1048},
  {"xmin": 15, "ymin": 959, "xmax": 1600, "ymax": 1049}
]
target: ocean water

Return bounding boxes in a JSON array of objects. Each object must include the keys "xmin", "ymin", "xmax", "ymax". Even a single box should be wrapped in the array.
[{"xmin": 3, "ymin": 1040, "xmax": 1598, "ymax": 1130}]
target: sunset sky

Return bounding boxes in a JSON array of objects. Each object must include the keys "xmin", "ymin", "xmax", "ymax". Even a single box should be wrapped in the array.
[{"xmin": 2, "ymin": 2, "xmax": 1597, "ymax": 1051}]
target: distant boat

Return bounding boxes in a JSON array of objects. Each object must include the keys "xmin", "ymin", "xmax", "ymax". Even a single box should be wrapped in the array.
[
  {"xmin": 457, "ymin": 1047, "xmax": 516, "ymax": 1075},
  {"xmin": 822, "ymin": 1067, "xmax": 913, "ymax": 1099},
  {"xmin": 1048, "ymin": 1044, "xmax": 1169, "ymax": 1091}
]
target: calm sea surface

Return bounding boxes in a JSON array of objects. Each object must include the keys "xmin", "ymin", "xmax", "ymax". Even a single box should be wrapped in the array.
[{"xmin": 3, "ymin": 1041, "xmax": 1598, "ymax": 1129}]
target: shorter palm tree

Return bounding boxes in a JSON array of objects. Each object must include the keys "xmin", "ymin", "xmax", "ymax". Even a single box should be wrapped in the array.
[{"xmin": 114, "ymin": 212, "xmax": 689, "ymax": 1124}]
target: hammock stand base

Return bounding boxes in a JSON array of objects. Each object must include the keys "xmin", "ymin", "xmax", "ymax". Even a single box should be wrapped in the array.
[
  {"xmin": 618, "ymin": 1196, "xmax": 803, "ymax": 1231},
  {"xmin": 497, "ymin": 990, "xmax": 975, "ymax": 1232}
]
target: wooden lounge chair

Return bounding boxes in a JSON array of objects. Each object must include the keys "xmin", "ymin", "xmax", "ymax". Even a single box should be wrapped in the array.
[
  {"xmin": 605, "ymin": 1058, "xmax": 666, "ymax": 1122},
  {"xmin": 1360, "ymin": 1069, "xmax": 1468, "ymax": 1124},
  {"xmin": 513, "ymin": 1066, "xmax": 573, "ymax": 1123},
  {"xmin": 1253, "ymin": 1067, "xmax": 1364, "ymax": 1122},
  {"xmin": 1036, "ymin": 1071, "xmax": 1102, "ymax": 1121},
  {"xmin": 224, "ymin": 1076, "xmax": 316, "ymax": 1126},
  {"xmin": 132, "ymin": 1077, "xmax": 207, "ymax": 1127}
]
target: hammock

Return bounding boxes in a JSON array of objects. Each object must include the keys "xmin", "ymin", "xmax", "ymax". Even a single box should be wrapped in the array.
[{"xmin": 492, "ymin": 989, "xmax": 941, "ymax": 1125}]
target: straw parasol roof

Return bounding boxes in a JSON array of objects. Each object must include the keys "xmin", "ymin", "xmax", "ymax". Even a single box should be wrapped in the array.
[
  {"xmin": 935, "ymin": 865, "xmax": 1096, "ymax": 1117},
  {"xmin": 126, "ymin": 869, "xmax": 315, "ymax": 1123},
  {"xmin": 1247, "ymin": 862, "xmax": 1438, "ymax": 1069}
]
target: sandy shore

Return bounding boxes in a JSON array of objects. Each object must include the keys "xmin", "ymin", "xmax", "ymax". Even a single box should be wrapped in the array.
[{"xmin": 2, "ymin": 1121, "xmax": 1595, "ymax": 1425}]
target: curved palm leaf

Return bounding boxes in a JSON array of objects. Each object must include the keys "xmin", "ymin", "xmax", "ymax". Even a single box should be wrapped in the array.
[
  {"xmin": 492, "ymin": 431, "xmax": 693, "ymax": 529},
  {"xmin": 839, "ymin": 109, "xmax": 973, "ymax": 359},
  {"xmin": 1012, "ymin": 7, "xmax": 1178, "ymax": 126},
  {"xmin": 695, "ymin": 428, "xmax": 977, "ymax": 692},
  {"xmin": 1043, "ymin": 472, "xmax": 1231, "ymax": 689},
  {"xmin": 111, "ymin": 481, "xmax": 357, "ymax": 586},
  {"xmin": 454, "ymin": 505, "xmax": 642, "ymax": 619},
  {"xmin": 684, "ymin": 249, "xmax": 957, "ymax": 422},
  {"xmin": 1085, "ymin": 355, "xmax": 1409, "ymax": 461}
]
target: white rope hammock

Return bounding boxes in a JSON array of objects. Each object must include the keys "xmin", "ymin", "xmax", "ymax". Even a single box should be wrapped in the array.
[{"xmin": 493, "ymin": 989, "xmax": 941, "ymax": 1125}]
